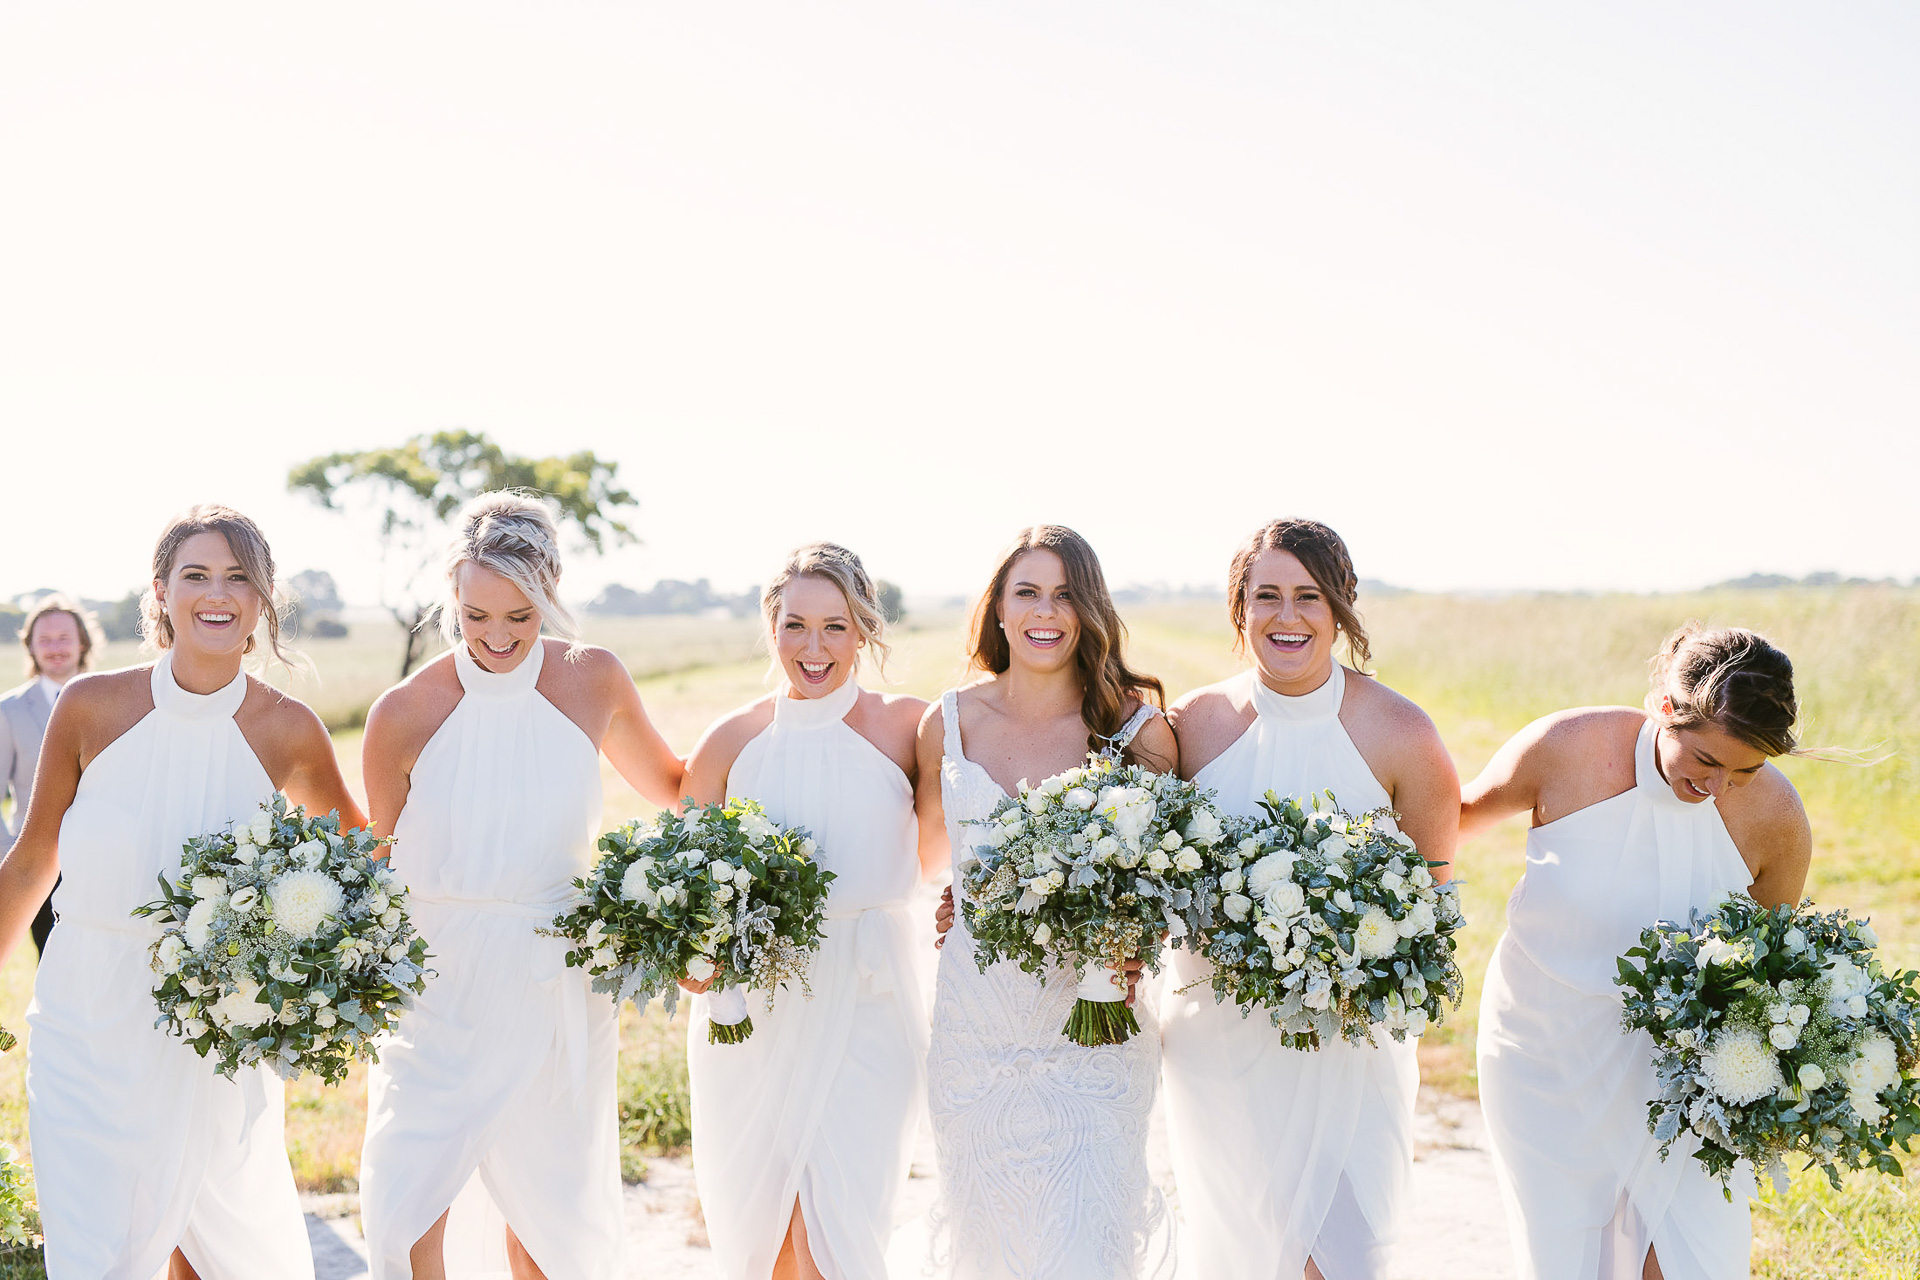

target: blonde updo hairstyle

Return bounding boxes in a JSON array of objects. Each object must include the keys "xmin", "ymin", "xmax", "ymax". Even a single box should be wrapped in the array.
[
  {"xmin": 1647, "ymin": 624, "xmax": 1799, "ymax": 757},
  {"xmin": 761, "ymin": 542, "xmax": 891, "ymax": 677},
  {"xmin": 141, "ymin": 504, "xmax": 294, "ymax": 666},
  {"xmin": 438, "ymin": 491, "xmax": 580, "ymax": 647}
]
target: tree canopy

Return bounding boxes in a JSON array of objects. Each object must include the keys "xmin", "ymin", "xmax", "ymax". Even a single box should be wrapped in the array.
[{"xmin": 288, "ymin": 430, "xmax": 638, "ymax": 675}]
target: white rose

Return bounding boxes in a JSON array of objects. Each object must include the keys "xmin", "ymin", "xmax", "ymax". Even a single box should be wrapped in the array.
[
  {"xmin": 250, "ymin": 815, "xmax": 275, "ymax": 845},
  {"xmin": 1047, "ymin": 869, "xmax": 1065, "ymax": 889},
  {"xmin": 1093, "ymin": 836, "xmax": 1121, "ymax": 862},
  {"xmin": 592, "ymin": 945, "xmax": 618, "ymax": 970},
  {"xmin": 234, "ymin": 844, "xmax": 258, "ymax": 866},
  {"xmin": 1858, "ymin": 922, "xmax": 1879, "ymax": 947},
  {"xmin": 800, "ymin": 837, "xmax": 818, "ymax": 858},
  {"xmin": 1379, "ymin": 870, "xmax": 1405, "ymax": 895},
  {"xmin": 1789, "ymin": 1004, "xmax": 1811, "ymax": 1027},
  {"xmin": 1696, "ymin": 937, "xmax": 1742, "ymax": 968},
  {"xmin": 1159, "ymin": 830, "xmax": 1184, "ymax": 853},
  {"xmin": 982, "ymin": 825, "xmax": 1010, "ymax": 849},
  {"xmin": 1262, "ymin": 880, "xmax": 1307, "ymax": 920},
  {"xmin": 1782, "ymin": 927, "xmax": 1808, "ymax": 952},
  {"xmin": 707, "ymin": 860, "xmax": 733, "ymax": 882},
  {"xmin": 1237, "ymin": 837, "xmax": 1261, "ymax": 859},
  {"xmin": 1284, "ymin": 946, "xmax": 1306, "ymax": 967},
  {"xmin": 1331, "ymin": 889, "xmax": 1355, "ymax": 914},
  {"xmin": 1848, "ymin": 995, "xmax": 1869, "ymax": 1018},
  {"xmin": 153, "ymin": 933, "xmax": 187, "ymax": 975},
  {"xmin": 385, "ymin": 942, "xmax": 409, "ymax": 962},
  {"xmin": 713, "ymin": 883, "xmax": 735, "ymax": 904},
  {"xmin": 1184, "ymin": 809, "xmax": 1223, "ymax": 846},
  {"xmin": 1064, "ymin": 787, "xmax": 1095, "ymax": 811},
  {"xmin": 732, "ymin": 866, "xmax": 755, "ymax": 887},
  {"xmin": 1222, "ymin": 893, "xmax": 1252, "ymax": 923},
  {"xmin": 1024, "ymin": 791, "xmax": 1049, "ymax": 815},
  {"xmin": 1219, "ymin": 870, "xmax": 1244, "ymax": 893},
  {"xmin": 315, "ymin": 1008, "xmax": 338, "ymax": 1028},
  {"xmin": 292, "ymin": 838, "xmax": 328, "ymax": 867},
  {"xmin": 1041, "ymin": 775, "xmax": 1068, "ymax": 798},
  {"xmin": 1406, "ymin": 1008, "xmax": 1429, "ymax": 1036},
  {"xmin": 1769, "ymin": 1024, "xmax": 1800, "ymax": 1050},
  {"xmin": 379, "ymin": 907, "xmax": 402, "ymax": 930},
  {"xmin": 1173, "ymin": 847, "xmax": 1202, "ymax": 873},
  {"xmin": 1145, "ymin": 850, "xmax": 1172, "ymax": 873},
  {"xmin": 1032, "ymin": 922, "xmax": 1053, "ymax": 946},
  {"xmin": 1798, "ymin": 1063, "xmax": 1827, "ymax": 1091}
]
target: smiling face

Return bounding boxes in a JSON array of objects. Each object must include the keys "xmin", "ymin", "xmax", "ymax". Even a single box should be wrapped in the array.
[
  {"xmin": 27, "ymin": 611, "xmax": 84, "ymax": 683},
  {"xmin": 1241, "ymin": 548, "xmax": 1338, "ymax": 695},
  {"xmin": 774, "ymin": 573, "xmax": 863, "ymax": 698},
  {"xmin": 155, "ymin": 531, "xmax": 264, "ymax": 659},
  {"xmin": 998, "ymin": 549, "xmax": 1079, "ymax": 675},
  {"xmin": 454, "ymin": 561, "xmax": 542, "ymax": 672},
  {"xmin": 1654, "ymin": 700, "xmax": 1772, "ymax": 803}
]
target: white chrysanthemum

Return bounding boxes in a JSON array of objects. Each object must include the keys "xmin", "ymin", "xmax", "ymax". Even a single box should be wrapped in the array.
[
  {"xmin": 182, "ymin": 898, "xmax": 220, "ymax": 951},
  {"xmin": 1354, "ymin": 907, "xmax": 1399, "ymax": 960},
  {"xmin": 1702, "ymin": 1027, "xmax": 1785, "ymax": 1104},
  {"xmin": 268, "ymin": 870, "xmax": 347, "ymax": 940},
  {"xmin": 1244, "ymin": 853, "xmax": 1296, "ymax": 901},
  {"xmin": 1262, "ymin": 880, "xmax": 1307, "ymax": 920}
]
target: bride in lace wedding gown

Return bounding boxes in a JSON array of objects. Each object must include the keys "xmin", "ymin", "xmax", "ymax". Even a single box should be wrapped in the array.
[{"xmin": 914, "ymin": 526, "xmax": 1178, "ymax": 1280}]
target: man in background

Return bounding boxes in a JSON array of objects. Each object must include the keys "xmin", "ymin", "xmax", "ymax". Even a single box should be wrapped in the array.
[{"xmin": 2, "ymin": 595, "xmax": 102, "ymax": 956}]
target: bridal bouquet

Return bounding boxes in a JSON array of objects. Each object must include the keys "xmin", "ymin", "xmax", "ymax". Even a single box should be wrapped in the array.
[
  {"xmin": 0, "ymin": 1024, "xmax": 33, "ymax": 1247},
  {"xmin": 549, "ymin": 798, "xmax": 835, "ymax": 1044},
  {"xmin": 1616, "ymin": 894, "xmax": 1920, "ymax": 1192},
  {"xmin": 133, "ymin": 796, "xmax": 432, "ymax": 1085},
  {"xmin": 959, "ymin": 755, "xmax": 1226, "ymax": 1046},
  {"xmin": 1182, "ymin": 791, "xmax": 1465, "ymax": 1050}
]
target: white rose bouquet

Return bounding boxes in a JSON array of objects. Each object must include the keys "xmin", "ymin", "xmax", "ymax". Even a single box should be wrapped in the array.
[
  {"xmin": 959, "ymin": 755, "xmax": 1226, "ymax": 1046},
  {"xmin": 1181, "ymin": 790, "xmax": 1465, "ymax": 1050},
  {"xmin": 1617, "ymin": 894, "xmax": 1920, "ymax": 1193},
  {"xmin": 0, "ymin": 1024, "xmax": 35, "ymax": 1248},
  {"xmin": 132, "ymin": 796, "xmax": 431, "ymax": 1085},
  {"xmin": 549, "ymin": 797, "xmax": 835, "ymax": 1044}
]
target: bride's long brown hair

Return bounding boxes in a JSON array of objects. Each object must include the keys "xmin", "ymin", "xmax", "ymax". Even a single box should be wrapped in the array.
[{"xmin": 967, "ymin": 525, "xmax": 1165, "ymax": 760}]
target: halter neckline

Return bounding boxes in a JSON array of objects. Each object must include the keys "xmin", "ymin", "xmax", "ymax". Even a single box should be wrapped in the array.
[
  {"xmin": 1249, "ymin": 662, "xmax": 1344, "ymax": 723},
  {"xmin": 775, "ymin": 674, "xmax": 861, "ymax": 728},
  {"xmin": 453, "ymin": 633, "xmax": 546, "ymax": 698},
  {"xmin": 151, "ymin": 651, "xmax": 248, "ymax": 720},
  {"xmin": 1637, "ymin": 719, "xmax": 1710, "ymax": 811}
]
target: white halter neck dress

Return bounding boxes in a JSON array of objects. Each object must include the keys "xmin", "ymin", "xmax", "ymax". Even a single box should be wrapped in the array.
[
  {"xmin": 359, "ymin": 638, "xmax": 623, "ymax": 1278},
  {"xmin": 1161, "ymin": 664, "xmax": 1420, "ymax": 1280},
  {"xmin": 26, "ymin": 654, "xmax": 313, "ymax": 1279},
  {"xmin": 1477, "ymin": 719, "xmax": 1755, "ymax": 1279},
  {"xmin": 924, "ymin": 688, "xmax": 1175, "ymax": 1280},
  {"xmin": 688, "ymin": 677, "xmax": 928, "ymax": 1279}
]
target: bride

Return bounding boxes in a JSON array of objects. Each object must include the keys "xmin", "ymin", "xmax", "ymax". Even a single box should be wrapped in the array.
[{"xmin": 917, "ymin": 524, "xmax": 1177, "ymax": 1280}]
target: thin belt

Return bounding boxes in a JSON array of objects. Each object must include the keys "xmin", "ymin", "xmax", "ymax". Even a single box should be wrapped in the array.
[{"xmin": 825, "ymin": 901, "xmax": 911, "ymax": 995}]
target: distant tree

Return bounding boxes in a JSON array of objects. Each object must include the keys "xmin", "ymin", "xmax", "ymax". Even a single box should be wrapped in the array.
[
  {"xmin": 289, "ymin": 430, "xmax": 638, "ymax": 676},
  {"xmin": 285, "ymin": 569, "xmax": 349, "ymax": 640},
  {"xmin": 586, "ymin": 578, "xmax": 760, "ymax": 619},
  {"xmin": 84, "ymin": 593, "xmax": 144, "ymax": 642},
  {"xmin": 875, "ymin": 579, "xmax": 906, "ymax": 625}
]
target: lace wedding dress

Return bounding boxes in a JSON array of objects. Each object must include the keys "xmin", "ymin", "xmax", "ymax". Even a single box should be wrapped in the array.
[{"xmin": 923, "ymin": 689, "xmax": 1174, "ymax": 1280}]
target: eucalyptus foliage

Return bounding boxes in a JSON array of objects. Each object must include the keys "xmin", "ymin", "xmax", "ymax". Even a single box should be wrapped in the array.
[
  {"xmin": 1181, "ymin": 791, "xmax": 1465, "ymax": 1051},
  {"xmin": 1617, "ymin": 895, "xmax": 1920, "ymax": 1193},
  {"xmin": 133, "ymin": 796, "xmax": 431, "ymax": 1086},
  {"xmin": 548, "ymin": 798, "xmax": 835, "ymax": 1044},
  {"xmin": 0, "ymin": 1025, "xmax": 33, "ymax": 1248},
  {"xmin": 960, "ymin": 755, "xmax": 1227, "ymax": 1045}
]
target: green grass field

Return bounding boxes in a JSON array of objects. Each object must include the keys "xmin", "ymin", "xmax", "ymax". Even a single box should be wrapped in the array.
[{"xmin": 2, "ymin": 588, "xmax": 1914, "ymax": 1273}]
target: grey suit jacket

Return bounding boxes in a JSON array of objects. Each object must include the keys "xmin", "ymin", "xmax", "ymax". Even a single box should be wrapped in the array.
[{"xmin": 0, "ymin": 678, "xmax": 53, "ymax": 850}]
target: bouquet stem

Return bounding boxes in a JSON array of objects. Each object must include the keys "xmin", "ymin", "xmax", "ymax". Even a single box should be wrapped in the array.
[
  {"xmin": 1063, "ymin": 964, "xmax": 1137, "ymax": 1046},
  {"xmin": 707, "ymin": 984, "xmax": 753, "ymax": 1045}
]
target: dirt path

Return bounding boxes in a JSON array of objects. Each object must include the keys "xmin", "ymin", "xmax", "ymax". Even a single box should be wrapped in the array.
[{"xmin": 306, "ymin": 1087, "xmax": 1515, "ymax": 1278}]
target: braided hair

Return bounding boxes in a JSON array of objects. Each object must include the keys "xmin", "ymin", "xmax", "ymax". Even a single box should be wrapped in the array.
[{"xmin": 1648, "ymin": 624, "xmax": 1799, "ymax": 757}]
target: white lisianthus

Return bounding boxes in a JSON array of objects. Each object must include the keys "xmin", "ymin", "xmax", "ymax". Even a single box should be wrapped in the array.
[
  {"xmin": 249, "ymin": 815, "xmax": 274, "ymax": 845},
  {"xmin": 181, "ymin": 1017, "xmax": 209, "ymax": 1039},
  {"xmin": 737, "ymin": 809, "xmax": 777, "ymax": 844},
  {"xmin": 1696, "ymin": 937, "xmax": 1743, "ymax": 968},
  {"xmin": 592, "ymin": 945, "xmax": 618, "ymax": 970},
  {"xmin": 1702, "ymin": 1027, "xmax": 1785, "ymax": 1104},
  {"xmin": 800, "ymin": 837, "xmax": 818, "ymax": 858},
  {"xmin": 982, "ymin": 824, "xmax": 1010, "ymax": 849},
  {"xmin": 1408, "ymin": 862, "xmax": 1433, "ymax": 888},
  {"xmin": 1782, "ymin": 927, "xmax": 1808, "ymax": 952},
  {"xmin": 234, "ymin": 842, "xmax": 258, "ymax": 865},
  {"xmin": 229, "ymin": 886, "xmax": 260, "ymax": 913},
  {"xmin": 190, "ymin": 874, "xmax": 228, "ymax": 902},
  {"xmin": 1222, "ymin": 893, "xmax": 1252, "ymax": 923},
  {"xmin": 153, "ymin": 933, "xmax": 187, "ymax": 975},
  {"xmin": 212, "ymin": 981, "xmax": 272, "ymax": 1029},
  {"xmin": 1406, "ymin": 1008, "xmax": 1429, "ymax": 1036},
  {"xmin": 268, "ymin": 870, "xmax": 347, "ymax": 940},
  {"xmin": 1253, "ymin": 919, "xmax": 1288, "ymax": 951},
  {"xmin": 1040, "ymin": 774, "xmax": 1068, "ymax": 798},
  {"xmin": 1397, "ymin": 901, "xmax": 1438, "ymax": 938},
  {"xmin": 1379, "ymin": 870, "xmax": 1405, "ymax": 895},
  {"xmin": 1353, "ymin": 907, "xmax": 1399, "ymax": 960}
]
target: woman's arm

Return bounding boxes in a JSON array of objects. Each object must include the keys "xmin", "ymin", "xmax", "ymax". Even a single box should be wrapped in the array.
[
  {"xmin": 1459, "ymin": 715, "xmax": 1556, "ymax": 843},
  {"xmin": 595, "ymin": 653, "xmax": 685, "ymax": 810},
  {"xmin": 276, "ymin": 699, "xmax": 368, "ymax": 830},
  {"xmin": 0, "ymin": 689, "xmax": 87, "ymax": 966},
  {"xmin": 681, "ymin": 703, "xmax": 770, "ymax": 810},
  {"xmin": 915, "ymin": 703, "xmax": 951, "ymax": 882},
  {"xmin": 1385, "ymin": 706, "xmax": 1461, "ymax": 884}
]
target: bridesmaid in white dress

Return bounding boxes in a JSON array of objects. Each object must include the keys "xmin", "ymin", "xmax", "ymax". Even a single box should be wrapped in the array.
[
  {"xmin": 0, "ymin": 504, "xmax": 359, "ymax": 1279},
  {"xmin": 919, "ymin": 525, "xmax": 1179, "ymax": 1280},
  {"xmin": 680, "ymin": 542, "xmax": 931, "ymax": 1280},
  {"xmin": 1161, "ymin": 518, "xmax": 1459, "ymax": 1280},
  {"xmin": 1466, "ymin": 625, "xmax": 1812, "ymax": 1279},
  {"xmin": 357, "ymin": 493, "xmax": 684, "ymax": 1280}
]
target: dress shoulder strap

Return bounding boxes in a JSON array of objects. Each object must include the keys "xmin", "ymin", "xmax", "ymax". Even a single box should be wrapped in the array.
[
  {"xmin": 941, "ymin": 688, "xmax": 965, "ymax": 761},
  {"xmin": 1109, "ymin": 702, "xmax": 1161, "ymax": 752}
]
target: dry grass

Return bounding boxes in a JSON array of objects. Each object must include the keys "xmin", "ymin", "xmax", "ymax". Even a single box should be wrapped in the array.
[{"xmin": 2, "ymin": 588, "xmax": 1914, "ymax": 1272}]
